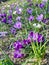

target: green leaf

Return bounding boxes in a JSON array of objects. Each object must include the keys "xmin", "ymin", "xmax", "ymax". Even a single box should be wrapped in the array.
[
  {"xmin": 2, "ymin": 59, "xmax": 14, "ymax": 65},
  {"xmin": 0, "ymin": 61, "xmax": 2, "ymax": 65}
]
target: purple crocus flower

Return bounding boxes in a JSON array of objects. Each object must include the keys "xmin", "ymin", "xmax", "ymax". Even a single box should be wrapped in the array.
[
  {"xmin": 27, "ymin": 31, "xmax": 33, "ymax": 42},
  {"xmin": 3, "ymin": 13, "xmax": 6, "ymax": 17},
  {"xmin": 14, "ymin": 51, "xmax": 18, "ymax": 58},
  {"xmin": 36, "ymin": 14, "xmax": 43, "ymax": 22},
  {"xmin": 10, "ymin": 27, "xmax": 16, "ymax": 34},
  {"xmin": 8, "ymin": 10, "xmax": 12, "ymax": 14},
  {"xmin": 0, "ymin": 32, "xmax": 8, "ymax": 37},
  {"xmin": 33, "ymin": 32, "xmax": 38, "ymax": 41},
  {"xmin": 16, "ymin": 41, "xmax": 23, "ymax": 50},
  {"xmin": 0, "ymin": 13, "xmax": 2, "ymax": 19},
  {"xmin": 1, "ymin": 14, "xmax": 3, "ymax": 18},
  {"xmin": 28, "ymin": 31, "xmax": 44, "ymax": 42},
  {"xmin": 29, "ymin": 31, "xmax": 33, "ymax": 37},
  {"xmin": 42, "ymin": 18, "xmax": 48, "ymax": 23},
  {"xmin": 23, "ymin": 39, "xmax": 30, "ymax": 45},
  {"xmin": 14, "ymin": 51, "xmax": 24, "ymax": 58},
  {"xmin": 39, "ymin": 3, "xmax": 45, "ymax": 8},
  {"xmin": 28, "ymin": 15, "xmax": 34, "ymax": 21},
  {"xmin": 16, "ymin": 7, "xmax": 22, "ymax": 14},
  {"xmin": 1, "ymin": 14, "xmax": 4, "ymax": 18},
  {"xmin": 27, "ymin": 39, "xmax": 31, "ymax": 44},
  {"xmin": 28, "ymin": 31, "xmax": 34, "ymax": 41},
  {"xmin": 13, "ymin": 42, "xmax": 18, "ymax": 48},
  {"xmin": 2, "ymin": 17, "xmax": 7, "ymax": 23},
  {"xmin": 14, "ymin": 21, "xmax": 22, "ymax": 29},
  {"xmin": 10, "ymin": 4, "xmax": 14, "ymax": 9},
  {"xmin": 8, "ymin": 15, "xmax": 12, "ymax": 20},
  {"xmin": 1, "ymin": 13, "xmax": 6, "ymax": 18},
  {"xmin": 7, "ymin": 19, "xmax": 13, "ymax": 24},
  {"xmin": 28, "ymin": 34, "xmax": 31, "ymax": 42},
  {"xmin": 16, "ymin": 16, "xmax": 21, "ymax": 21},
  {"xmin": 0, "ymin": 13, "xmax": 1, "ymax": 17},
  {"xmin": 27, "ymin": 8, "xmax": 32, "ymax": 14},
  {"xmin": 13, "ymin": 40, "xmax": 23, "ymax": 50},
  {"xmin": 38, "ymin": 33, "xmax": 44, "ymax": 42}
]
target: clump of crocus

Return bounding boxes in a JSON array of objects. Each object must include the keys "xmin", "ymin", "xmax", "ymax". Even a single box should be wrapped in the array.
[
  {"xmin": 28, "ymin": 31, "xmax": 44, "ymax": 43},
  {"xmin": 13, "ymin": 31, "xmax": 45, "ymax": 59},
  {"xmin": 13, "ymin": 40, "xmax": 24, "ymax": 58}
]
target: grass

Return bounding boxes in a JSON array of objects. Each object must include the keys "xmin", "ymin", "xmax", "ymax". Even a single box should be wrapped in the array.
[
  {"xmin": 0, "ymin": 0, "xmax": 18, "ymax": 4},
  {"xmin": 0, "ymin": 0, "xmax": 20, "ymax": 8},
  {"xmin": 0, "ymin": 0, "xmax": 26, "ymax": 9}
]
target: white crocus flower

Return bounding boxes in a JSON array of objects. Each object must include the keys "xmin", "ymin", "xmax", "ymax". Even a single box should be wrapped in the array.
[
  {"xmin": 19, "ymin": 8, "xmax": 22, "ymax": 12},
  {"xmin": 36, "ymin": 24, "xmax": 41, "ymax": 28},
  {"xmin": 33, "ymin": 23, "xmax": 37, "ymax": 27},
  {"xmin": 7, "ymin": 5, "xmax": 10, "ymax": 7},
  {"xmin": 13, "ymin": 11, "xmax": 16, "ymax": 14}
]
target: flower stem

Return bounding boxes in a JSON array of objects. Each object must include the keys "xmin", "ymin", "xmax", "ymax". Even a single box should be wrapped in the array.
[{"xmin": 38, "ymin": 62, "xmax": 41, "ymax": 65}]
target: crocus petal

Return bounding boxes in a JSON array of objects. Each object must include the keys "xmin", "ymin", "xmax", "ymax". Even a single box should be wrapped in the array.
[
  {"xmin": 36, "ymin": 14, "xmax": 43, "ymax": 22},
  {"xmin": 14, "ymin": 21, "xmax": 22, "ymax": 29}
]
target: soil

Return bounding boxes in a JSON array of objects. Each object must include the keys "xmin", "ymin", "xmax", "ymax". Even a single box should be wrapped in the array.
[
  {"xmin": 44, "ymin": 53, "xmax": 49, "ymax": 65},
  {"xmin": 14, "ymin": 53, "xmax": 49, "ymax": 65}
]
